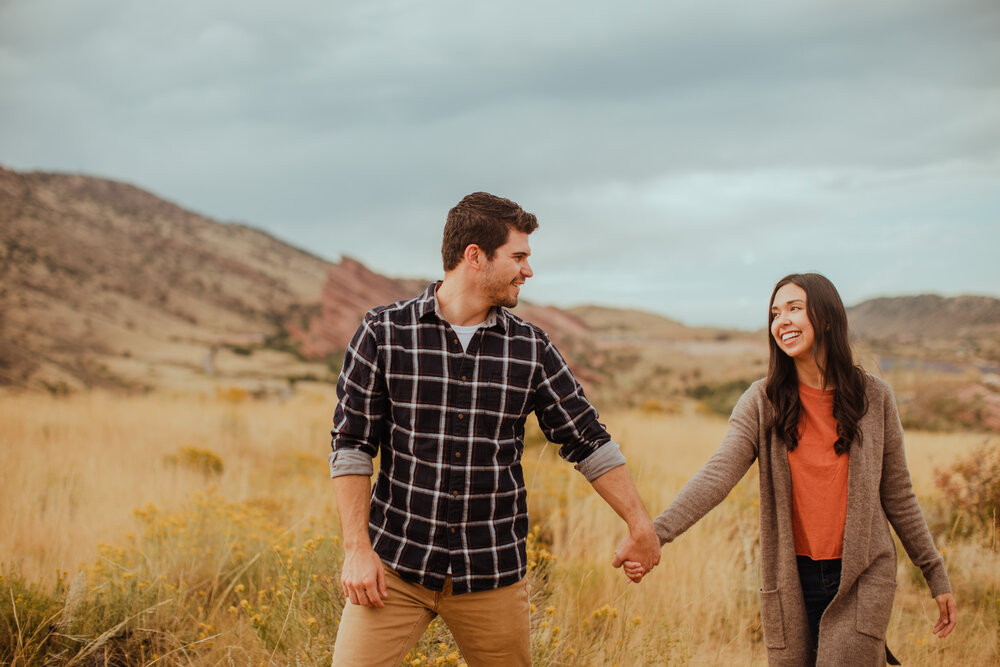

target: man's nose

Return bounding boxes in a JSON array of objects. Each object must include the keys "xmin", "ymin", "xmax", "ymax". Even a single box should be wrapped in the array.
[{"xmin": 522, "ymin": 261, "xmax": 533, "ymax": 278}]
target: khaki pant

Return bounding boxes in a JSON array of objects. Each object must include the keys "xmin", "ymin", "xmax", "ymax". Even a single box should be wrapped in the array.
[{"xmin": 331, "ymin": 566, "xmax": 531, "ymax": 666}]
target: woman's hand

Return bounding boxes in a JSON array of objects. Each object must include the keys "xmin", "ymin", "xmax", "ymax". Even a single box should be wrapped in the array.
[
  {"xmin": 622, "ymin": 560, "xmax": 648, "ymax": 583},
  {"xmin": 932, "ymin": 592, "xmax": 957, "ymax": 638}
]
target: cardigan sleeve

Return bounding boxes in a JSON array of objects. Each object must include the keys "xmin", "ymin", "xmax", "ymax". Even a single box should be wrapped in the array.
[
  {"xmin": 653, "ymin": 382, "xmax": 762, "ymax": 545},
  {"xmin": 877, "ymin": 381, "xmax": 952, "ymax": 597}
]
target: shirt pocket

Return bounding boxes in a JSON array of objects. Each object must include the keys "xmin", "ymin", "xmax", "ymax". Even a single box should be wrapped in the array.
[
  {"xmin": 484, "ymin": 367, "xmax": 532, "ymax": 416},
  {"xmin": 855, "ymin": 573, "xmax": 896, "ymax": 639},
  {"xmin": 758, "ymin": 587, "xmax": 786, "ymax": 649}
]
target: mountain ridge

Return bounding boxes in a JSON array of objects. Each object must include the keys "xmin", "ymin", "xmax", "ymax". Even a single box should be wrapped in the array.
[
  {"xmin": 2, "ymin": 167, "xmax": 997, "ymax": 409},
  {"xmin": 848, "ymin": 294, "xmax": 1000, "ymax": 341}
]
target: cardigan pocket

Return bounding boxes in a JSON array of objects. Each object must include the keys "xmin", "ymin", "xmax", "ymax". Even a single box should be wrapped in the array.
[
  {"xmin": 856, "ymin": 573, "xmax": 896, "ymax": 639},
  {"xmin": 759, "ymin": 588, "xmax": 786, "ymax": 649}
]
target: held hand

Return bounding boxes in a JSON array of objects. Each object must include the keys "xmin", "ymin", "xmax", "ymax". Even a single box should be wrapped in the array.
[
  {"xmin": 340, "ymin": 547, "xmax": 388, "ymax": 608},
  {"xmin": 932, "ymin": 592, "xmax": 957, "ymax": 638},
  {"xmin": 611, "ymin": 522, "xmax": 661, "ymax": 583},
  {"xmin": 622, "ymin": 560, "xmax": 646, "ymax": 582}
]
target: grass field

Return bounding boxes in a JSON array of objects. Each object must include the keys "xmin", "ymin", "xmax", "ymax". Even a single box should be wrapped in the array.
[{"xmin": 1, "ymin": 389, "xmax": 997, "ymax": 665}]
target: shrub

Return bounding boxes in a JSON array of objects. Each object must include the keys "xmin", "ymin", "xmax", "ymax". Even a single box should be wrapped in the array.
[
  {"xmin": 165, "ymin": 446, "xmax": 225, "ymax": 476},
  {"xmin": 215, "ymin": 385, "xmax": 249, "ymax": 403},
  {"xmin": 687, "ymin": 379, "xmax": 752, "ymax": 417},
  {"xmin": 0, "ymin": 493, "xmax": 347, "ymax": 665},
  {"xmin": 0, "ymin": 568, "xmax": 64, "ymax": 665},
  {"xmin": 40, "ymin": 380, "xmax": 71, "ymax": 396},
  {"xmin": 639, "ymin": 399, "xmax": 680, "ymax": 415},
  {"xmin": 934, "ymin": 439, "xmax": 1000, "ymax": 535}
]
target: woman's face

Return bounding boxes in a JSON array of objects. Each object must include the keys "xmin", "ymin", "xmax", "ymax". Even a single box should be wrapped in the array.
[{"xmin": 770, "ymin": 282, "xmax": 816, "ymax": 361}]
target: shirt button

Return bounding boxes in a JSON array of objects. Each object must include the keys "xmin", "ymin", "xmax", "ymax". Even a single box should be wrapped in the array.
[
  {"xmin": 450, "ymin": 527, "xmax": 456, "ymax": 533},
  {"xmin": 455, "ymin": 452, "xmax": 462, "ymax": 458},
  {"xmin": 453, "ymin": 338, "xmax": 459, "ymax": 345},
  {"xmin": 451, "ymin": 490, "xmax": 458, "ymax": 497},
  {"xmin": 461, "ymin": 375, "xmax": 467, "ymax": 381},
  {"xmin": 457, "ymin": 413, "xmax": 464, "ymax": 420}
]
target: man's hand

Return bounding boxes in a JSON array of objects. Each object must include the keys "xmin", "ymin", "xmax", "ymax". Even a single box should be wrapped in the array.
[
  {"xmin": 588, "ymin": 464, "xmax": 661, "ymax": 583},
  {"xmin": 341, "ymin": 546, "xmax": 388, "ymax": 608},
  {"xmin": 611, "ymin": 522, "xmax": 660, "ymax": 583},
  {"xmin": 332, "ymin": 474, "xmax": 386, "ymax": 607},
  {"xmin": 932, "ymin": 592, "xmax": 957, "ymax": 638}
]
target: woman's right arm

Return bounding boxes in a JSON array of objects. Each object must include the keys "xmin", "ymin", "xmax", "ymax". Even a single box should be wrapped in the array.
[{"xmin": 653, "ymin": 384, "xmax": 762, "ymax": 544}]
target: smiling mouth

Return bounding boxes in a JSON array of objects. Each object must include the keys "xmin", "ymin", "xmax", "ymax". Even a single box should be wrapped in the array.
[{"xmin": 781, "ymin": 331, "xmax": 801, "ymax": 343}]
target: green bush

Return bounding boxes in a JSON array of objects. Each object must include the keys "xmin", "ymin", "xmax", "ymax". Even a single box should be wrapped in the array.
[
  {"xmin": 2, "ymin": 493, "xmax": 345, "ymax": 665},
  {"xmin": 0, "ymin": 568, "xmax": 64, "ymax": 665},
  {"xmin": 687, "ymin": 379, "xmax": 752, "ymax": 417}
]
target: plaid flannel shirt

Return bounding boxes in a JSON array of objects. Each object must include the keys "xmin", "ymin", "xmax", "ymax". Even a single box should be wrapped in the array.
[{"xmin": 329, "ymin": 283, "xmax": 626, "ymax": 594}]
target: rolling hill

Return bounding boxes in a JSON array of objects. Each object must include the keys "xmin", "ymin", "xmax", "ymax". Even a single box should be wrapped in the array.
[
  {"xmin": 0, "ymin": 167, "xmax": 410, "ymax": 391},
  {"xmin": 0, "ymin": 167, "xmax": 640, "ymax": 394},
  {"xmin": 2, "ymin": 166, "xmax": 997, "ymax": 430}
]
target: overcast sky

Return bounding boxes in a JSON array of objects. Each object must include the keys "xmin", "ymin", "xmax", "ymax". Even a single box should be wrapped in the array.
[{"xmin": 2, "ymin": 0, "xmax": 998, "ymax": 328}]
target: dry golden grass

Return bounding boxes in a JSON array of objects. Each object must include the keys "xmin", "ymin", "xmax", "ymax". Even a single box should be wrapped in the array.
[
  {"xmin": 595, "ymin": 410, "xmax": 999, "ymax": 666},
  {"xmin": 1, "ymin": 391, "xmax": 997, "ymax": 665},
  {"xmin": 0, "ymin": 388, "xmax": 340, "ymax": 583}
]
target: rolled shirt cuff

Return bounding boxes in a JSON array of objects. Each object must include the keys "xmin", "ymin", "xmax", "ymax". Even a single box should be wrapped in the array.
[
  {"xmin": 329, "ymin": 449, "xmax": 375, "ymax": 478},
  {"xmin": 574, "ymin": 440, "xmax": 627, "ymax": 482}
]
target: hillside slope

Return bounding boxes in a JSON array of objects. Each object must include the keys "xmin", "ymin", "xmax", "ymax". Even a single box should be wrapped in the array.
[
  {"xmin": 849, "ymin": 294, "xmax": 1000, "ymax": 342},
  {"xmin": 0, "ymin": 168, "xmax": 411, "ymax": 391},
  {"xmin": 2, "ymin": 166, "xmax": 996, "ymax": 430},
  {"xmin": 0, "ymin": 168, "xmax": 604, "ymax": 393}
]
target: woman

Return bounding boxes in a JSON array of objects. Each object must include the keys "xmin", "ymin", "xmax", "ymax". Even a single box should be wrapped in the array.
[{"xmin": 626, "ymin": 273, "xmax": 957, "ymax": 666}]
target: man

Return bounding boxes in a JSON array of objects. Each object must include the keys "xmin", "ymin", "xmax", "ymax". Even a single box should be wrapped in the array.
[{"xmin": 328, "ymin": 192, "xmax": 659, "ymax": 666}]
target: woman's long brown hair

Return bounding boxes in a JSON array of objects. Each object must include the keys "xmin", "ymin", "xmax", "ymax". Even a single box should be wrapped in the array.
[{"xmin": 765, "ymin": 273, "xmax": 868, "ymax": 454}]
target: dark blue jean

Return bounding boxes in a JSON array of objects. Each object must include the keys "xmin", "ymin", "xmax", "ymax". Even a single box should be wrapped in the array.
[{"xmin": 796, "ymin": 555, "xmax": 842, "ymax": 648}]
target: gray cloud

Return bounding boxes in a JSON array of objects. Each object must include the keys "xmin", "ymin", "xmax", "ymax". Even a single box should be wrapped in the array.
[{"xmin": 2, "ymin": 0, "xmax": 998, "ymax": 327}]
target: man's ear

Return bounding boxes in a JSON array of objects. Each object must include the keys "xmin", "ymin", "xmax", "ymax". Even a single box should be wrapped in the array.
[{"xmin": 463, "ymin": 243, "xmax": 484, "ymax": 270}]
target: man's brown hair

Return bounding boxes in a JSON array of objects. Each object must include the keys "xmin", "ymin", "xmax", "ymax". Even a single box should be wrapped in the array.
[{"xmin": 442, "ymin": 192, "xmax": 539, "ymax": 271}]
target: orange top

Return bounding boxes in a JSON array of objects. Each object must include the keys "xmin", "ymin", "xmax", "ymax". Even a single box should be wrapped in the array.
[{"xmin": 788, "ymin": 382, "xmax": 849, "ymax": 559}]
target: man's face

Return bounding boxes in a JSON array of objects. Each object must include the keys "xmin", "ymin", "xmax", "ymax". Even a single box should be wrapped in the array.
[{"xmin": 479, "ymin": 230, "xmax": 533, "ymax": 308}]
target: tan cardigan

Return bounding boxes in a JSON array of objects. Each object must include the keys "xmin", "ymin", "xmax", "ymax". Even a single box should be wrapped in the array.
[{"xmin": 653, "ymin": 375, "xmax": 951, "ymax": 666}]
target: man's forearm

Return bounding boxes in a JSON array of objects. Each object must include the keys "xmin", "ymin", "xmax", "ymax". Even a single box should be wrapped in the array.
[
  {"xmin": 333, "ymin": 473, "xmax": 389, "ymax": 607},
  {"xmin": 333, "ymin": 474, "xmax": 375, "ymax": 550},
  {"xmin": 592, "ymin": 464, "xmax": 661, "ymax": 576},
  {"xmin": 590, "ymin": 464, "xmax": 653, "ymax": 531}
]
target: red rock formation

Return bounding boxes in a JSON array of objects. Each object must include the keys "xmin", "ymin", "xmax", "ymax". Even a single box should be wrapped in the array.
[
  {"xmin": 288, "ymin": 257, "xmax": 592, "ymax": 363},
  {"xmin": 287, "ymin": 257, "xmax": 427, "ymax": 359}
]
